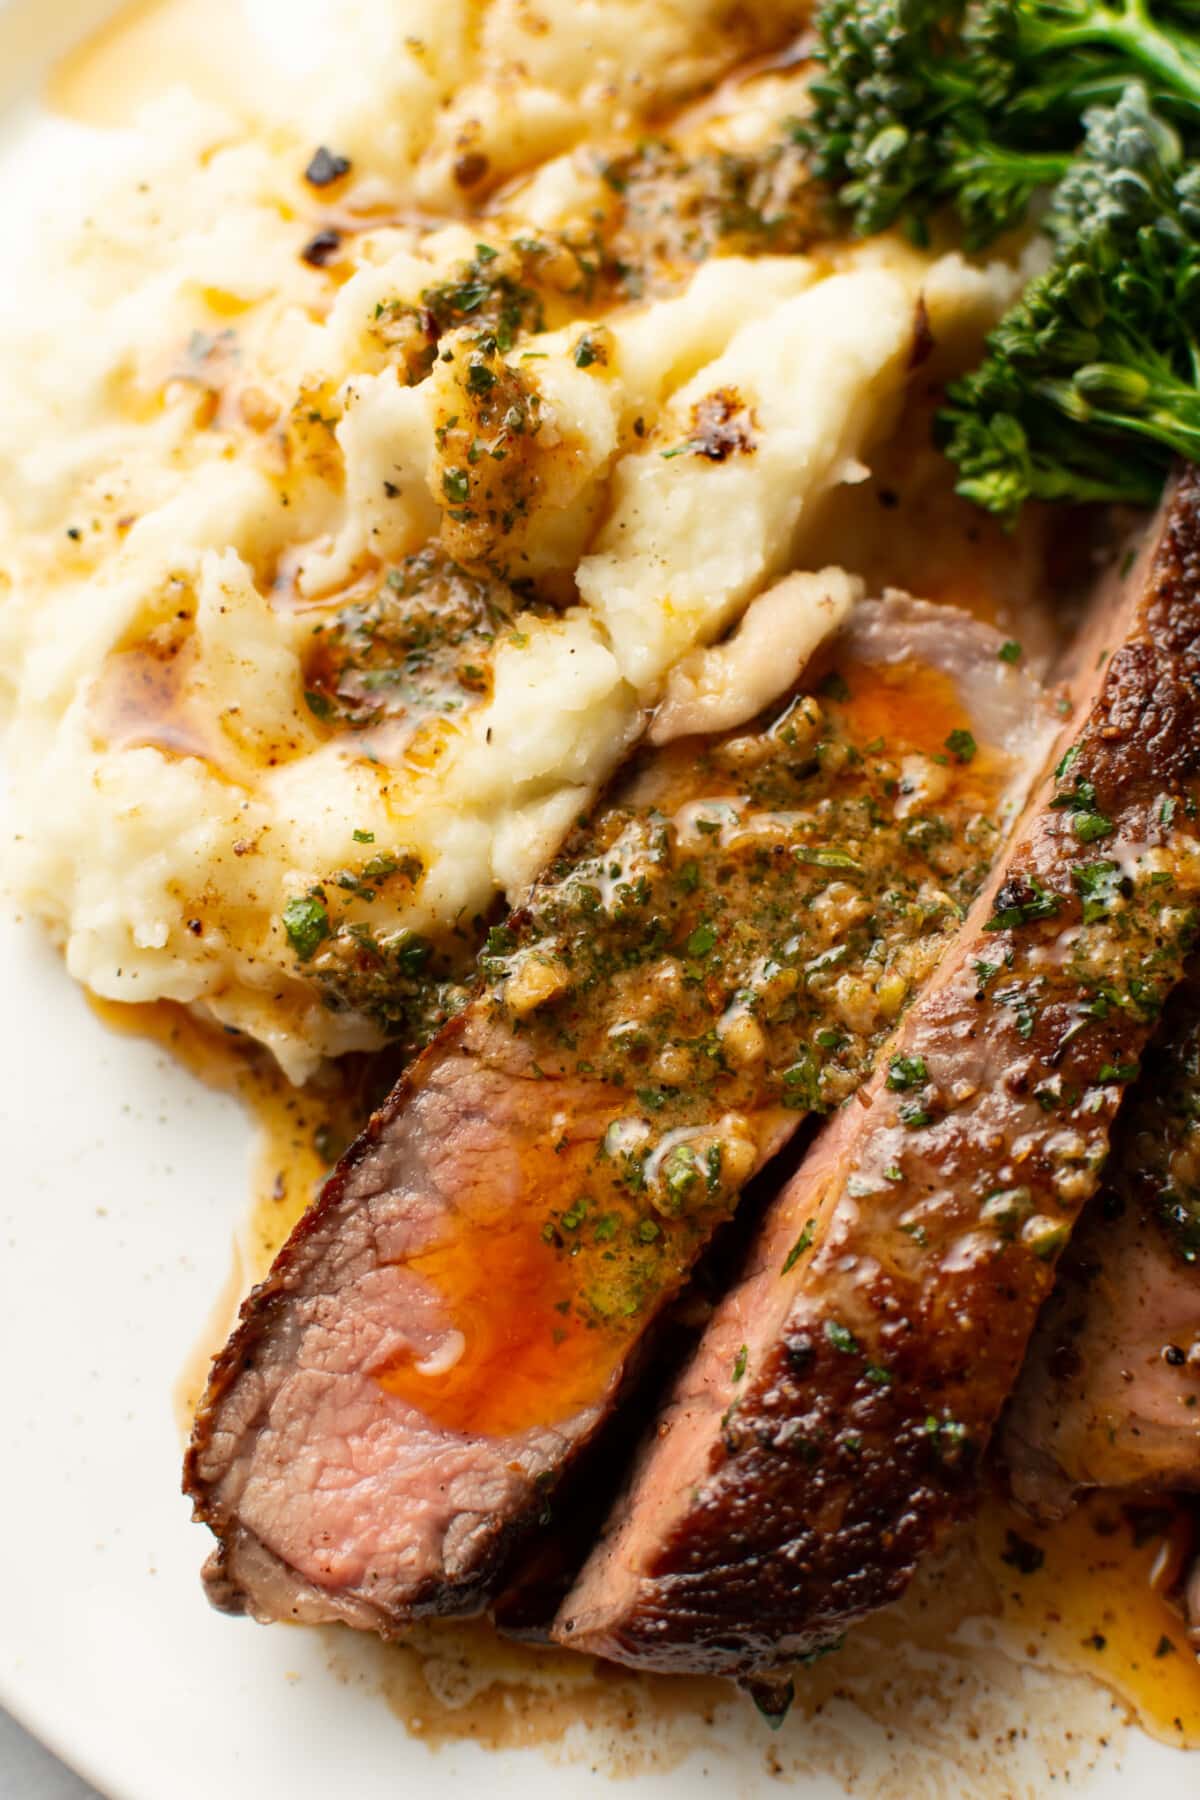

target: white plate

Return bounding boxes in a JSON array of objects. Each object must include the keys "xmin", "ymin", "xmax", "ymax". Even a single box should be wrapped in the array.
[{"xmin": 0, "ymin": 5, "xmax": 1196, "ymax": 1795}]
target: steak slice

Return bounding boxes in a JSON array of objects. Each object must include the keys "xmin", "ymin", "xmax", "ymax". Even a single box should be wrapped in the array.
[
  {"xmin": 185, "ymin": 593, "xmax": 1051, "ymax": 1633},
  {"xmin": 1003, "ymin": 971, "xmax": 1200, "ymax": 1518},
  {"xmin": 556, "ymin": 469, "xmax": 1200, "ymax": 1675}
]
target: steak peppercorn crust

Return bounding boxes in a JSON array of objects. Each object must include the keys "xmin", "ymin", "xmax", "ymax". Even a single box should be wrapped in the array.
[{"xmin": 556, "ymin": 470, "xmax": 1200, "ymax": 1674}]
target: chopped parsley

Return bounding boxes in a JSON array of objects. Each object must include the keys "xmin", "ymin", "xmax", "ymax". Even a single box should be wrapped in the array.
[
  {"xmin": 282, "ymin": 893, "xmax": 331, "ymax": 960},
  {"xmin": 898, "ymin": 1101, "xmax": 933, "ymax": 1127},
  {"xmin": 1053, "ymin": 773, "xmax": 1114, "ymax": 842},
  {"xmin": 887, "ymin": 1054, "xmax": 928, "ymax": 1091},
  {"xmin": 923, "ymin": 1414, "xmax": 969, "ymax": 1458},
  {"xmin": 686, "ymin": 921, "xmax": 718, "ymax": 958},
  {"xmin": 781, "ymin": 1218, "xmax": 816, "ymax": 1274},
  {"xmin": 1073, "ymin": 859, "xmax": 1124, "ymax": 924},
  {"xmin": 824, "ymin": 1318, "xmax": 859, "ymax": 1355},
  {"xmin": 1098, "ymin": 1061, "xmax": 1139, "ymax": 1083},
  {"xmin": 1074, "ymin": 808, "xmax": 1115, "ymax": 843}
]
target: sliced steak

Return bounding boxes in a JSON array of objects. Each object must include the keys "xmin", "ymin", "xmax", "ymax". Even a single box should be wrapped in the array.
[
  {"xmin": 555, "ymin": 469, "xmax": 1200, "ymax": 1675},
  {"xmin": 1003, "ymin": 973, "xmax": 1200, "ymax": 1518},
  {"xmin": 185, "ymin": 594, "xmax": 1051, "ymax": 1633}
]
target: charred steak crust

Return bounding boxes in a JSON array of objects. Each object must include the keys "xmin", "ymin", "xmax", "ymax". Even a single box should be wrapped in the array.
[
  {"xmin": 556, "ymin": 469, "xmax": 1200, "ymax": 1673},
  {"xmin": 1003, "ymin": 969, "xmax": 1200, "ymax": 1516}
]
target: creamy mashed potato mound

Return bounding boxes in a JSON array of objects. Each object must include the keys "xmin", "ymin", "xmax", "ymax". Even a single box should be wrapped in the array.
[{"xmin": 0, "ymin": 0, "xmax": 1028, "ymax": 1079}]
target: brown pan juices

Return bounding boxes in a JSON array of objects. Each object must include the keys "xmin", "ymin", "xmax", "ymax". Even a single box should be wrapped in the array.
[{"xmin": 978, "ymin": 1491, "xmax": 1200, "ymax": 1746}]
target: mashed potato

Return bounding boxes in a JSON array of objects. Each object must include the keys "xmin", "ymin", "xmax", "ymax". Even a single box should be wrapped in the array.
[{"xmin": 0, "ymin": 0, "xmax": 1027, "ymax": 1080}]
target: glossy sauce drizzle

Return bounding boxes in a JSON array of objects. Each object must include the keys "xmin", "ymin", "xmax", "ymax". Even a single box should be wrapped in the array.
[
  {"xmin": 376, "ymin": 1137, "xmax": 631, "ymax": 1440},
  {"xmin": 375, "ymin": 648, "xmax": 1014, "ymax": 1441},
  {"xmin": 92, "ymin": 636, "xmax": 212, "ymax": 761},
  {"xmin": 977, "ymin": 1490, "xmax": 1200, "ymax": 1745},
  {"xmin": 835, "ymin": 653, "xmax": 967, "ymax": 756}
]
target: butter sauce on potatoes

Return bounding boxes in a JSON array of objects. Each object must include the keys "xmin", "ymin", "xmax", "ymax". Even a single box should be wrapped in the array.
[{"xmin": 0, "ymin": 1, "xmax": 1038, "ymax": 1081}]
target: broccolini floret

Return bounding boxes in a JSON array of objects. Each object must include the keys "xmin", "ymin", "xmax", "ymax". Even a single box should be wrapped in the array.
[
  {"xmin": 804, "ymin": 0, "xmax": 1200, "ymax": 245},
  {"xmin": 939, "ymin": 85, "xmax": 1200, "ymax": 514}
]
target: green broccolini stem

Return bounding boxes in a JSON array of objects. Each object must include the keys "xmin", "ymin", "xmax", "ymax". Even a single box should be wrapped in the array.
[
  {"xmin": 939, "ymin": 84, "xmax": 1200, "ymax": 515},
  {"xmin": 949, "ymin": 138, "xmax": 1075, "ymax": 194},
  {"xmin": 954, "ymin": 143, "xmax": 1075, "ymax": 180},
  {"xmin": 1044, "ymin": 381, "xmax": 1200, "ymax": 458},
  {"xmin": 1030, "ymin": 0, "xmax": 1200, "ymax": 102}
]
